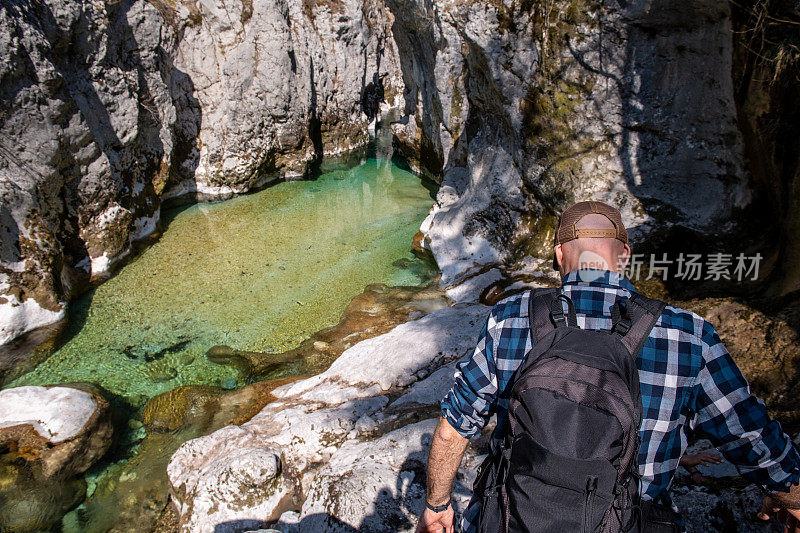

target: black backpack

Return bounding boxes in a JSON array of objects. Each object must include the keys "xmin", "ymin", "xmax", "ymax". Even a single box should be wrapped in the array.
[{"xmin": 473, "ymin": 287, "xmax": 666, "ymax": 533}]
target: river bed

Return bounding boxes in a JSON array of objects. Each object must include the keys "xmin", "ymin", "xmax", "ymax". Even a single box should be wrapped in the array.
[{"xmin": 8, "ymin": 156, "xmax": 436, "ymax": 405}]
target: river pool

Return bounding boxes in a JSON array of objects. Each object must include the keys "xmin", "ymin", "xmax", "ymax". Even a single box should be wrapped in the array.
[{"xmin": 8, "ymin": 156, "xmax": 436, "ymax": 405}]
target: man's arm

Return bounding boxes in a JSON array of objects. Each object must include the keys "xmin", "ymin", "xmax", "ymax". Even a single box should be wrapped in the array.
[
  {"xmin": 417, "ymin": 310, "xmax": 500, "ymax": 532},
  {"xmin": 416, "ymin": 417, "xmax": 470, "ymax": 533},
  {"xmin": 691, "ymin": 319, "xmax": 800, "ymax": 528}
]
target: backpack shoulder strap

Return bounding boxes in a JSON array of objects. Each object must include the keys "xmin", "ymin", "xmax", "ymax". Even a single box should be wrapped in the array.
[
  {"xmin": 612, "ymin": 292, "xmax": 667, "ymax": 357},
  {"xmin": 528, "ymin": 287, "xmax": 560, "ymax": 343}
]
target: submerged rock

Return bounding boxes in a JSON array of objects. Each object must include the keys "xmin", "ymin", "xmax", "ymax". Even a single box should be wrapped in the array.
[
  {"xmin": 73, "ymin": 381, "xmax": 284, "ymax": 533},
  {"xmin": 206, "ymin": 281, "xmax": 449, "ymax": 381},
  {"xmin": 0, "ymin": 471, "xmax": 87, "ymax": 533}
]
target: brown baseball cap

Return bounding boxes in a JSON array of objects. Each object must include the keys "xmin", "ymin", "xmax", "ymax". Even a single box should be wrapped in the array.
[{"xmin": 555, "ymin": 200, "xmax": 628, "ymax": 245}]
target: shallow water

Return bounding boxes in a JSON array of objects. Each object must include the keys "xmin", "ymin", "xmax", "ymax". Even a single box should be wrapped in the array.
[{"xmin": 8, "ymin": 157, "xmax": 435, "ymax": 404}]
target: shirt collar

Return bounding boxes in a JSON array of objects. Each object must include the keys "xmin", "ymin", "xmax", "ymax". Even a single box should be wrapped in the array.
[{"xmin": 560, "ymin": 269, "xmax": 638, "ymax": 293}]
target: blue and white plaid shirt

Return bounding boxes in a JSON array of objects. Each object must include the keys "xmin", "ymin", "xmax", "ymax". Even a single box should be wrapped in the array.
[{"xmin": 441, "ymin": 269, "xmax": 800, "ymax": 532}]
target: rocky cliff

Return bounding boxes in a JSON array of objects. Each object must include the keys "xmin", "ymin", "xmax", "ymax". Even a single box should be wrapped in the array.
[
  {"xmin": 1, "ymin": 0, "xmax": 793, "ymax": 353},
  {"xmin": 0, "ymin": 0, "xmax": 402, "ymax": 354}
]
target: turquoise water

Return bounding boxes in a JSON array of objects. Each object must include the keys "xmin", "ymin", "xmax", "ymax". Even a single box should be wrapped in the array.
[{"xmin": 8, "ymin": 158, "xmax": 436, "ymax": 404}]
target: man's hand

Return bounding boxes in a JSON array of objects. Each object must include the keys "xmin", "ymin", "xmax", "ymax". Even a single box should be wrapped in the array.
[
  {"xmin": 415, "ymin": 505, "xmax": 455, "ymax": 533},
  {"xmin": 758, "ymin": 484, "xmax": 800, "ymax": 532},
  {"xmin": 679, "ymin": 451, "xmax": 724, "ymax": 468},
  {"xmin": 415, "ymin": 417, "xmax": 469, "ymax": 533}
]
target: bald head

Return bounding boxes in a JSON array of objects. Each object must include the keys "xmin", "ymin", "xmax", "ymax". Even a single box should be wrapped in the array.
[{"xmin": 555, "ymin": 213, "xmax": 631, "ymax": 276}]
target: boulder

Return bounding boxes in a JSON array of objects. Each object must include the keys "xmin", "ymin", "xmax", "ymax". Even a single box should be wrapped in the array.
[
  {"xmin": 167, "ymin": 426, "xmax": 291, "ymax": 533},
  {"xmin": 75, "ymin": 381, "xmax": 281, "ymax": 533},
  {"xmin": 0, "ymin": 385, "xmax": 112, "ymax": 532},
  {"xmin": 0, "ymin": 385, "xmax": 112, "ymax": 479}
]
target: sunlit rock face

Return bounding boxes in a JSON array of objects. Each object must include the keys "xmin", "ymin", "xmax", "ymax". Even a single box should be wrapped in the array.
[
  {"xmin": 0, "ymin": 0, "xmax": 773, "ymax": 344},
  {"xmin": 0, "ymin": 0, "xmax": 405, "ymax": 347},
  {"xmin": 0, "ymin": 385, "xmax": 112, "ymax": 532},
  {"xmin": 387, "ymin": 0, "xmax": 752, "ymax": 288}
]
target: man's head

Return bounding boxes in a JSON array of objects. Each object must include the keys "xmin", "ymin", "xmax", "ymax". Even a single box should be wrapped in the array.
[{"xmin": 553, "ymin": 201, "xmax": 631, "ymax": 277}]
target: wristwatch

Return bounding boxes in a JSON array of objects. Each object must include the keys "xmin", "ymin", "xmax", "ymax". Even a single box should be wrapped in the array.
[{"xmin": 425, "ymin": 499, "xmax": 452, "ymax": 513}]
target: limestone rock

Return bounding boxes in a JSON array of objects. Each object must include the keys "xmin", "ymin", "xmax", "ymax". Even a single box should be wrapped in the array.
[
  {"xmin": 0, "ymin": 0, "xmax": 775, "ymax": 367},
  {"xmin": 388, "ymin": 361, "xmax": 458, "ymax": 411},
  {"xmin": 72, "ymin": 382, "xmax": 280, "ymax": 533},
  {"xmin": 0, "ymin": 385, "xmax": 112, "ymax": 532},
  {"xmin": 167, "ymin": 426, "xmax": 290, "ymax": 533},
  {"xmin": 167, "ymin": 303, "xmax": 488, "ymax": 532},
  {"xmin": 297, "ymin": 419, "xmax": 436, "ymax": 532},
  {"xmin": 387, "ymin": 0, "xmax": 751, "ymax": 288},
  {"xmin": 297, "ymin": 419, "xmax": 485, "ymax": 532},
  {"xmin": 275, "ymin": 303, "xmax": 489, "ymax": 399},
  {"xmin": 0, "ymin": 385, "xmax": 112, "ymax": 479},
  {"xmin": 0, "ymin": 0, "xmax": 404, "ymax": 351}
]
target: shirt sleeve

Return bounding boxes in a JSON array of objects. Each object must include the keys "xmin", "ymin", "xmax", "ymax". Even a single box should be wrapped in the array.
[
  {"xmin": 440, "ymin": 310, "xmax": 499, "ymax": 439},
  {"xmin": 691, "ymin": 319, "xmax": 800, "ymax": 492}
]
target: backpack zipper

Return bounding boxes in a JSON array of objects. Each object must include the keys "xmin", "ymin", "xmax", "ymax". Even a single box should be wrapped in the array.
[{"xmin": 584, "ymin": 476, "xmax": 598, "ymax": 533}]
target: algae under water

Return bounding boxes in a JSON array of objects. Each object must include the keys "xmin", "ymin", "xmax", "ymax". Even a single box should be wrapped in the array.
[{"xmin": 8, "ymin": 157, "xmax": 436, "ymax": 404}]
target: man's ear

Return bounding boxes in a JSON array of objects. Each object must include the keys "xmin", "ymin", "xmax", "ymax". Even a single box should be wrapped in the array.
[
  {"xmin": 554, "ymin": 244, "xmax": 563, "ymax": 271},
  {"xmin": 616, "ymin": 243, "xmax": 631, "ymax": 271}
]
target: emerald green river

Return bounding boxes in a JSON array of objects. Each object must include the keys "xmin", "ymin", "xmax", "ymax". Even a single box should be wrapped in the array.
[{"xmin": 8, "ymin": 157, "xmax": 436, "ymax": 405}]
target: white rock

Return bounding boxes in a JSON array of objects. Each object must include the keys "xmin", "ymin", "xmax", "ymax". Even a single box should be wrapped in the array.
[
  {"xmin": 0, "ymin": 292, "xmax": 66, "ymax": 347},
  {"xmin": 281, "ymin": 304, "xmax": 489, "ymax": 398},
  {"xmin": 389, "ymin": 361, "xmax": 459, "ymax": 410},
  {"xmin": 167, "ymin": 426, "xmax": 289, "ymax": 533},
  {"xmin": 297, "ymin": 419, "xmax": 485, "ymax": 532},
  {"xmin": 444, "ymin": 268, "xmax": 504, "ymax": 304},
  {"xmin": 168, "ymin": 303, "xmax": 490, "ymax": 530},
  {"xmin": 0, "ymin": 386, "xmax": 97, "ymax": 443},
  {"xmin": 298, "ymin": 419, "xmax": 438, "ymax": 532}
]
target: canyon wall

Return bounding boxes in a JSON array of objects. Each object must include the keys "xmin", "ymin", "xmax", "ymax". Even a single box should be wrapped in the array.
[
  {"xmin": 388, "ymin": 0, "xmax": 755, "ymax": 288},
  {"xmin": 0, "ymin": 0, "xmax": 793, "ymax": 351},
  {"xmin": 0, "ymin": 0, "xmax": 402, "ymax": 351}
]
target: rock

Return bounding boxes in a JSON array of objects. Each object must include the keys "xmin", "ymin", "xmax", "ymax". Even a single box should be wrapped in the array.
[
  {"xmin": 269, "ymin": 510, "xmax": 301, "ymax": 533},
  {"xmin": 140, "ymin": 383, "xmax": 275, "ymax": 435},
  {"xmin": 388, "ymin": 361, "xmax": 459, "ymax": 411},
  {"xmin": 1, "ymin": 0, "xmax": 784, "ymax": 359},
  {"xmin": 220, "ymin": 377, "xmax": 238, "ymax": 390},
  {"xmin": 276, "ymin": 304, "xmax": 488, "ymax": 399},
  {"xmin": 297, "ymin": 419, "xmax": 437, "ymax": 532},
  {"xmin": 388, "ymin": 0, "xmax": 753, "ymax": 289},
  {"xmin": 0, "ymin": 0, "xmax": 404, "ymax": 353},
  {"xmin": 166, "ymin": 293, "xmax": 800, "ymax": 532},
  {"xmin": 0, "ymin": 471, "xmax": 86, "ymax": 533},
  {"xmin": 206, "ymin": 281, "xmax": 449, "ymax": 381},
  {"xmin": 167, "ymin": 303, "xmax": 488, "ymax": 531},
  {"xmin": 673, "ymin": 483, "xmax": 780, "ymax": 532},
  {"xmin": 167, "ymin": 426, "xmax": 291, "ymax": 532},
  {"xmin": 444, "ymin": 268, "xmax": 505, "ymax": 304},
  {"xmin": 0, "ymin": 385, "xmax": 112, "ymax": 479},
  {"xmin": 296, "ymin": 419, "xmax": 485, "ymax": 532},
  {"xmin": 312, "ymin": 341, "xmax": 329, "ymax": 352},
  {"xmin": 77, "ymin": 382, "xmax": 279, "ymax": 533},
  {"xmin": 0, "ymin": 385, "xmax": 112, "ymax": 532}
]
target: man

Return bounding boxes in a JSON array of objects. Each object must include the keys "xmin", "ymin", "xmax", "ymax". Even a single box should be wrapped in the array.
[{"xmin": 416, "ymin": 201, "xmax": 800, "ymax": 533}]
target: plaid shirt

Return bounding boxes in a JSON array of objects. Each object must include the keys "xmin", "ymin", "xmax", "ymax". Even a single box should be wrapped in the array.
[{"xmin": 441, "ymin": 269, "xmax": 800, "ymax": 532}]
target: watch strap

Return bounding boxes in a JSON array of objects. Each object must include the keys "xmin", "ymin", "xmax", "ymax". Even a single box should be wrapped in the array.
[{"xmin": 425, "ymin": 499, "xmax": 451, "ymax": 513}]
